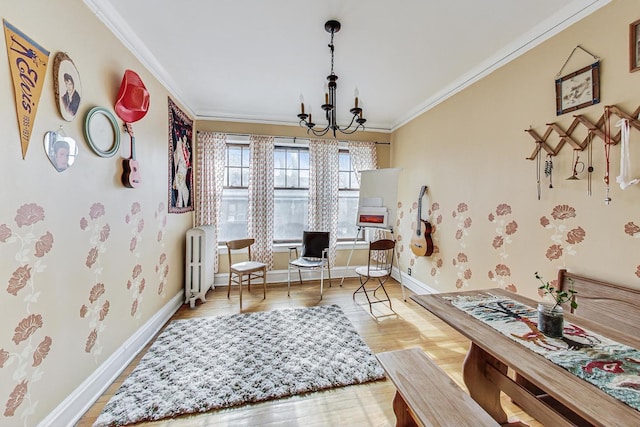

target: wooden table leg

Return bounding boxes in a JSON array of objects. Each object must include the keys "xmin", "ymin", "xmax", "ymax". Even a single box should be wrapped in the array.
[
  {"xmin": 462, "ymin": 342, "xmax": 508, "ymax": 424},
  {"xmin": 392, "ymin": 391, "xmax": 418, "ymax": 427}
]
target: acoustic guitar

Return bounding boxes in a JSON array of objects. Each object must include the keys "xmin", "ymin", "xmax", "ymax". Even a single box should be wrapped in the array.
[
  {"xmin": 410, "ymin": 185, "xmax": 434, "ymax": 256},
  {"xmin": 122, "ymin": 123, "xmax": 141, "ymax": 188}
]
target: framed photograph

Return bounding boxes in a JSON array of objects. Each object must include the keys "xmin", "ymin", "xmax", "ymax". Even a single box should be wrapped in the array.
[
  {"xmin": 630, "ymin": 19, "xmax": 640, "ymax": 72},
  {"xmin": 53, "ymin": 52, "xmax": 82, "ymax": 121},
  {"xmin": 555, "ymin": 61, "xmax": 600, "ymax": 115},
  {"xmin": 168, "ymin": 97, "xmax": 194, "ymax": 213}
]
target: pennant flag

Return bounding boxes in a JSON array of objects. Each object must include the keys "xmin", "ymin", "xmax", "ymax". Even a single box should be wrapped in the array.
[{"xmin": 3, "ymin": 20, "xmax": 50, "ymax": 159}]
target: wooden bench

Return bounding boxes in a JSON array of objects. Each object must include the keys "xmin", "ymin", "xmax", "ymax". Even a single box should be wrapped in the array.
[
  {"xmin": 557, "ymin": 268, "xmax": 640, "ymax": 336},
  {"xmin": 376, "ymin": 347, "xmax": 500, "ymax": 427}
]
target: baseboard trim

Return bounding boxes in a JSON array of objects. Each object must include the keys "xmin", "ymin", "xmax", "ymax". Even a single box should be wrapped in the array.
[
  {"xmin": 391, "ymin": 268, "xmax": 438, "ymax": 295},
  {"xmin": 213, "ymin": 266, "xmax": 438, "ymax": 297},
  {"xmin": 38, "ymin": 292, "xmax": 183, "ymax": 427}
]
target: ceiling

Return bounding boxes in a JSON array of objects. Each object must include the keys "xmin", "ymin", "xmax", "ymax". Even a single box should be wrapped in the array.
[{"xmin": 84, "ymin": 0, "xmax": 608, "ymax": 133}]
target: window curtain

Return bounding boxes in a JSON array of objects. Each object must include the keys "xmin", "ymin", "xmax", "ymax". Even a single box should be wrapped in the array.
[
  {"xmin": 308, "ymin": 138, "xmax": 339, "ymax": 266},
  {"xmin": 248, "ymin": 135, "xmax": 274, "ymax": 269},
  {"xmin": 347, "ymin": 140, "xmax": 386, "ymax": 244},
  {"xmin": 195, "ymin": 131, "xmax": 226, "ymax": 272},
  {"xmin": 347, "ymin": 140, "xmax": 378, "ymax": 183}
]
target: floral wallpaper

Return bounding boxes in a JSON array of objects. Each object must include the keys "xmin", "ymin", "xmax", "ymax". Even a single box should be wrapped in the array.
[
  {"xmin": 393, "ymin": 199, "xmax": 603, "ymax": 298},
  {"xmin": 540, "ymin": 204, "xmax": 586, "ymax": 263},
  {"xmin": 487, "ymin": 203, "xmax": 519, "ymax": 292},
  {"xmin": 80, "ymin": 203, "xmax": 111, "ymax": 361},
  {"xmin": 1, "ymin": 204, "xmax": 54, "ymax": 421},
  {"xmin": 0, "ymin": 197, "xmax": 182, "ymax": 425},
  {"xmin": 125, "ymin": 202, "xmax": 146, "ymax": 320},
  {"xmin": 452, "ymin": 202, "xmax": 473, "ymax": 289}
]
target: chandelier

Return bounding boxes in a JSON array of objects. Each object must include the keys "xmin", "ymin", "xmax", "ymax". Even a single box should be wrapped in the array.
[{"xmin": 297, "ymin": 20, "xmax": 366, "ymax": 138}]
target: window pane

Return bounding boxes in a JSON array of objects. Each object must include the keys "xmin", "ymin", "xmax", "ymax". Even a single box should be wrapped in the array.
[
  {"xmin": 351, "ymin": 172, "xmax": 359, "ymax": 189},
  {"xmin": 274, "ymin": 149, "xmax": 285, "ymax": 169},
  {"xmin": 287, "ymin": 170, "xmax": 299, "ymax": 188},
  {"xmin": 288, "ymin": 150, "xmax": 299, "ymax": 169},
  {"xmin": 299, "ymin": 169, "xmax": 309, "ymax": 188},
  {"xmin": 338, "ymin": 191, "xmax": 360, "ymax": 239},
  {"xmin": 274, "ymin": 189, "xmax": 308, "ymax": 242},
  {"xmin": 228, "ymin": 167, "xmax": 242, "ymax": 187},
  {"xmin": 228, "ymin": 146, "xmax": 242, "ymax": 167},
  {"xmin": 339, "ymin": 152, "xmax": 351, "ymax": 170},
  {"xmin": 242, "ymin": 167, "xmax": 250, "ymax": 187},
  {"xmin": 299, "ymin": 151, "xmax": 309, "ymax": 169},
  {"xmin": 242, "ymin": 147, "xmax": 251, "ymax": 166},
  {"xmin": 339, "ymin": 171, "xmax": 350, "ymax": 189},
  {"xmin": 274, "ymin": 169, "xmax": 285, "ymax": 187},
  {"xmin": 219, "ymin": 189, "xmax": 248, "ymax": 242}
]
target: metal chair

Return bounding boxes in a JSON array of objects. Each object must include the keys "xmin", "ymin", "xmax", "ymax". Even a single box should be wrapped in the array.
[
  {"xmin": 353, "ymin": 239, "xmax": 395, "ymax": 314},
  {"xmin": 287, "ymin": 231, "xmax": 332, "ymax": 299},
  {"xmin": 226, "ymin": 238, "xmax": 266, "ymax": 309}
]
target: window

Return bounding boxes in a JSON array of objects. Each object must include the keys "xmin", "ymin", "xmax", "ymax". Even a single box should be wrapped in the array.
[{"xmin": 218, "ymin": 139, "xmax": 361, "ymax": 244}]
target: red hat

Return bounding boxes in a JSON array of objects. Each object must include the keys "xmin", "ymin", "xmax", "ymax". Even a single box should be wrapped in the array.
[{"xmin": 115, "ymin": 69, "xmax": 150, "ymax": 123}]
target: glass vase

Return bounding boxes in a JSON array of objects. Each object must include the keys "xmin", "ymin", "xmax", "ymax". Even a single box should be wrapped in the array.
[{"xmin": 537, "ymin": 303, "xmax": 564, "ymax": 338}]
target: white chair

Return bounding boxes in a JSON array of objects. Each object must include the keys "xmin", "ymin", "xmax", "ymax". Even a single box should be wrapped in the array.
[
  {"xmin": 353, "ymin": 239, "xmax": 395, "ymax": 314},
  {"xmin": 287, "ymin": 231, "xmax": 332, "ymax": 299},
  {"xmin": 226, "ymin": 238, "xmax": 266, "ymax": 309}
]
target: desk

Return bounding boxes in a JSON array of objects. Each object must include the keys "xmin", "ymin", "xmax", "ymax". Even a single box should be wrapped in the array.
[{"xmin": 412, "ymin": 289, "xmax": 640, "ymax": 427}]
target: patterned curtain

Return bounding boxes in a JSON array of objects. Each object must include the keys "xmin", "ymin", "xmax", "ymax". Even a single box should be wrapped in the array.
[
  {"xmin": 347, "ymin": 140, "xmax": 378, "ymax": 183},
  {"xmin": 248, "ymin": 135, "xmax": 274, "ymax": 269},
  {"xmin": 195, "ymin": 132, "xmax": 226, "ymax": 272},
  {"xmin": 348, "ymin": 141, "xmax": 386, "ymax": 249},
  {"xmin": 308, "ymin": 138, "xmax": 339, "ymax": 266}
]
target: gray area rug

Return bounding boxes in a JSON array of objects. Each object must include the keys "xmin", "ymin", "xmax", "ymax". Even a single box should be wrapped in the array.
[{"xmin": 93, "ymin": 304, "xmax": 385, "ymax": 426}]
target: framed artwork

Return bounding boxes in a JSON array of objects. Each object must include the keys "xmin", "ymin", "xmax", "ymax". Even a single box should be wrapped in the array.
[
  {"xmin": 53, "ymin": 52, "xmax": 82, "ymax": 121},
  {"xmin": 555, "ymin": 61, "xmax": 600, "ymax": 115},
  {"xmin": 168, "ymin": 97, "xmax": 194, "ymax": 213},
  {"xmin": 630, "ymin": 19, "xmax": 640, "ymax": 72}
]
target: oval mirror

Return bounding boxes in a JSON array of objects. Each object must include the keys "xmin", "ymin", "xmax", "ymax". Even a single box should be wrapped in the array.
[{"xmin": 44, "ymin": 130, "xmax": 78, "ymax": 172}]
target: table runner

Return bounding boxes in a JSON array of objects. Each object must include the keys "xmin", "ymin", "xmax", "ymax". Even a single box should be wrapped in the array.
[{"xmin": 447, "ymin": 294, "xmax": 640, "ymax": 412}]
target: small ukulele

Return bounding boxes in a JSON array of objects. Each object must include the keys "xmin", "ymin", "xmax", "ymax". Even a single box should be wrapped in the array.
[
  {"xmin": 410, "ymin": 185, "xmax": 434, "ymax": 256},
  {"xmin": 122, "ymin": 123, "xmax": 141, "ymax": 188}
]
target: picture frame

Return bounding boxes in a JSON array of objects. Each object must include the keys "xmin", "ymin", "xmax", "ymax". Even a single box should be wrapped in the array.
[
  {"xmin": 83, "ymin": 107, "xmax": 121, "ymax": 158},
  {"xmin": 555, "ymin": 61, "xmax": 600, "ymax": 115},
  {"xmin": 630, "ymin": 18, "xmax": 640, "ymax": 72},
  {"xmin": 53, "ymin": 52, "xmax": 82, "ymax": 121}
]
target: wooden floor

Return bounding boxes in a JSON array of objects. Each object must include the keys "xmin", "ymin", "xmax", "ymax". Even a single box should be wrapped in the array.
[{"xmin": 76, "ymin": 278, "xmax": 542, "ymax": 427}]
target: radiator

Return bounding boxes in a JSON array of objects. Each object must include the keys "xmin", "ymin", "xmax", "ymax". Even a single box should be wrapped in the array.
[{"xmin": 185, "ymin": 225, "xmax": 216, "ymax": 307}]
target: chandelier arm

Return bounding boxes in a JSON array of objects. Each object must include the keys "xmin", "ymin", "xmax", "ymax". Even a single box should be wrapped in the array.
[{"xmin": 305, "ymin": 123, "xmax": 331, "ymax": 137}]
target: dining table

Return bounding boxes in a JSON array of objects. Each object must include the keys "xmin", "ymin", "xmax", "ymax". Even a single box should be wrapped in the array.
[{"xmin": 411, "ymin": 288, "xmax": 640, "ymax": 427}]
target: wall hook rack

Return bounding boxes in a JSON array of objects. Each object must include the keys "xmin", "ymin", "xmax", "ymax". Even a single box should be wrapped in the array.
[{"xmin": 525, "ymin": 104, "xmax": 640, "ymax": 160}]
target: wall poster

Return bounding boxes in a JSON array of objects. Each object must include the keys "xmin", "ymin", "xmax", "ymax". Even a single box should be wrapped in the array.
[{"xmin": 168, "ymin": 97, "xmax": 193, "ymax": 213}]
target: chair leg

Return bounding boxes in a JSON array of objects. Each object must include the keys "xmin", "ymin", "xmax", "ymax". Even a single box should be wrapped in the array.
[
  {"xmin": 262, "ymin": 269, "xmax": 266, "ymax": 299},
  {"xmin": 327, "ymin": 262, "xmax": 332, "ymax": 287},
  {"xmin": 376, "ymin": 279, "xmax": 392, "ymax": 310},
  {"xmin": 320, "ymin": 265, "xmax": 324, "ymax": 300},
  {"xmin": 239, "ymin": 273, "xmax": 243, "ymax": 310},
  {"xmin": 227, "ymin": 273, "xmax": 232, "ymax": 298}
]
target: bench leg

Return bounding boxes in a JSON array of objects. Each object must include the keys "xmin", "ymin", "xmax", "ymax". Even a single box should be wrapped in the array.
[
  {"xmin": 392, "ymin": 391, "xmax": 419, "ymax": 427},
  {"xmin": 463, "ymin": 343, "xmax": 508, "ymax": 424}
]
